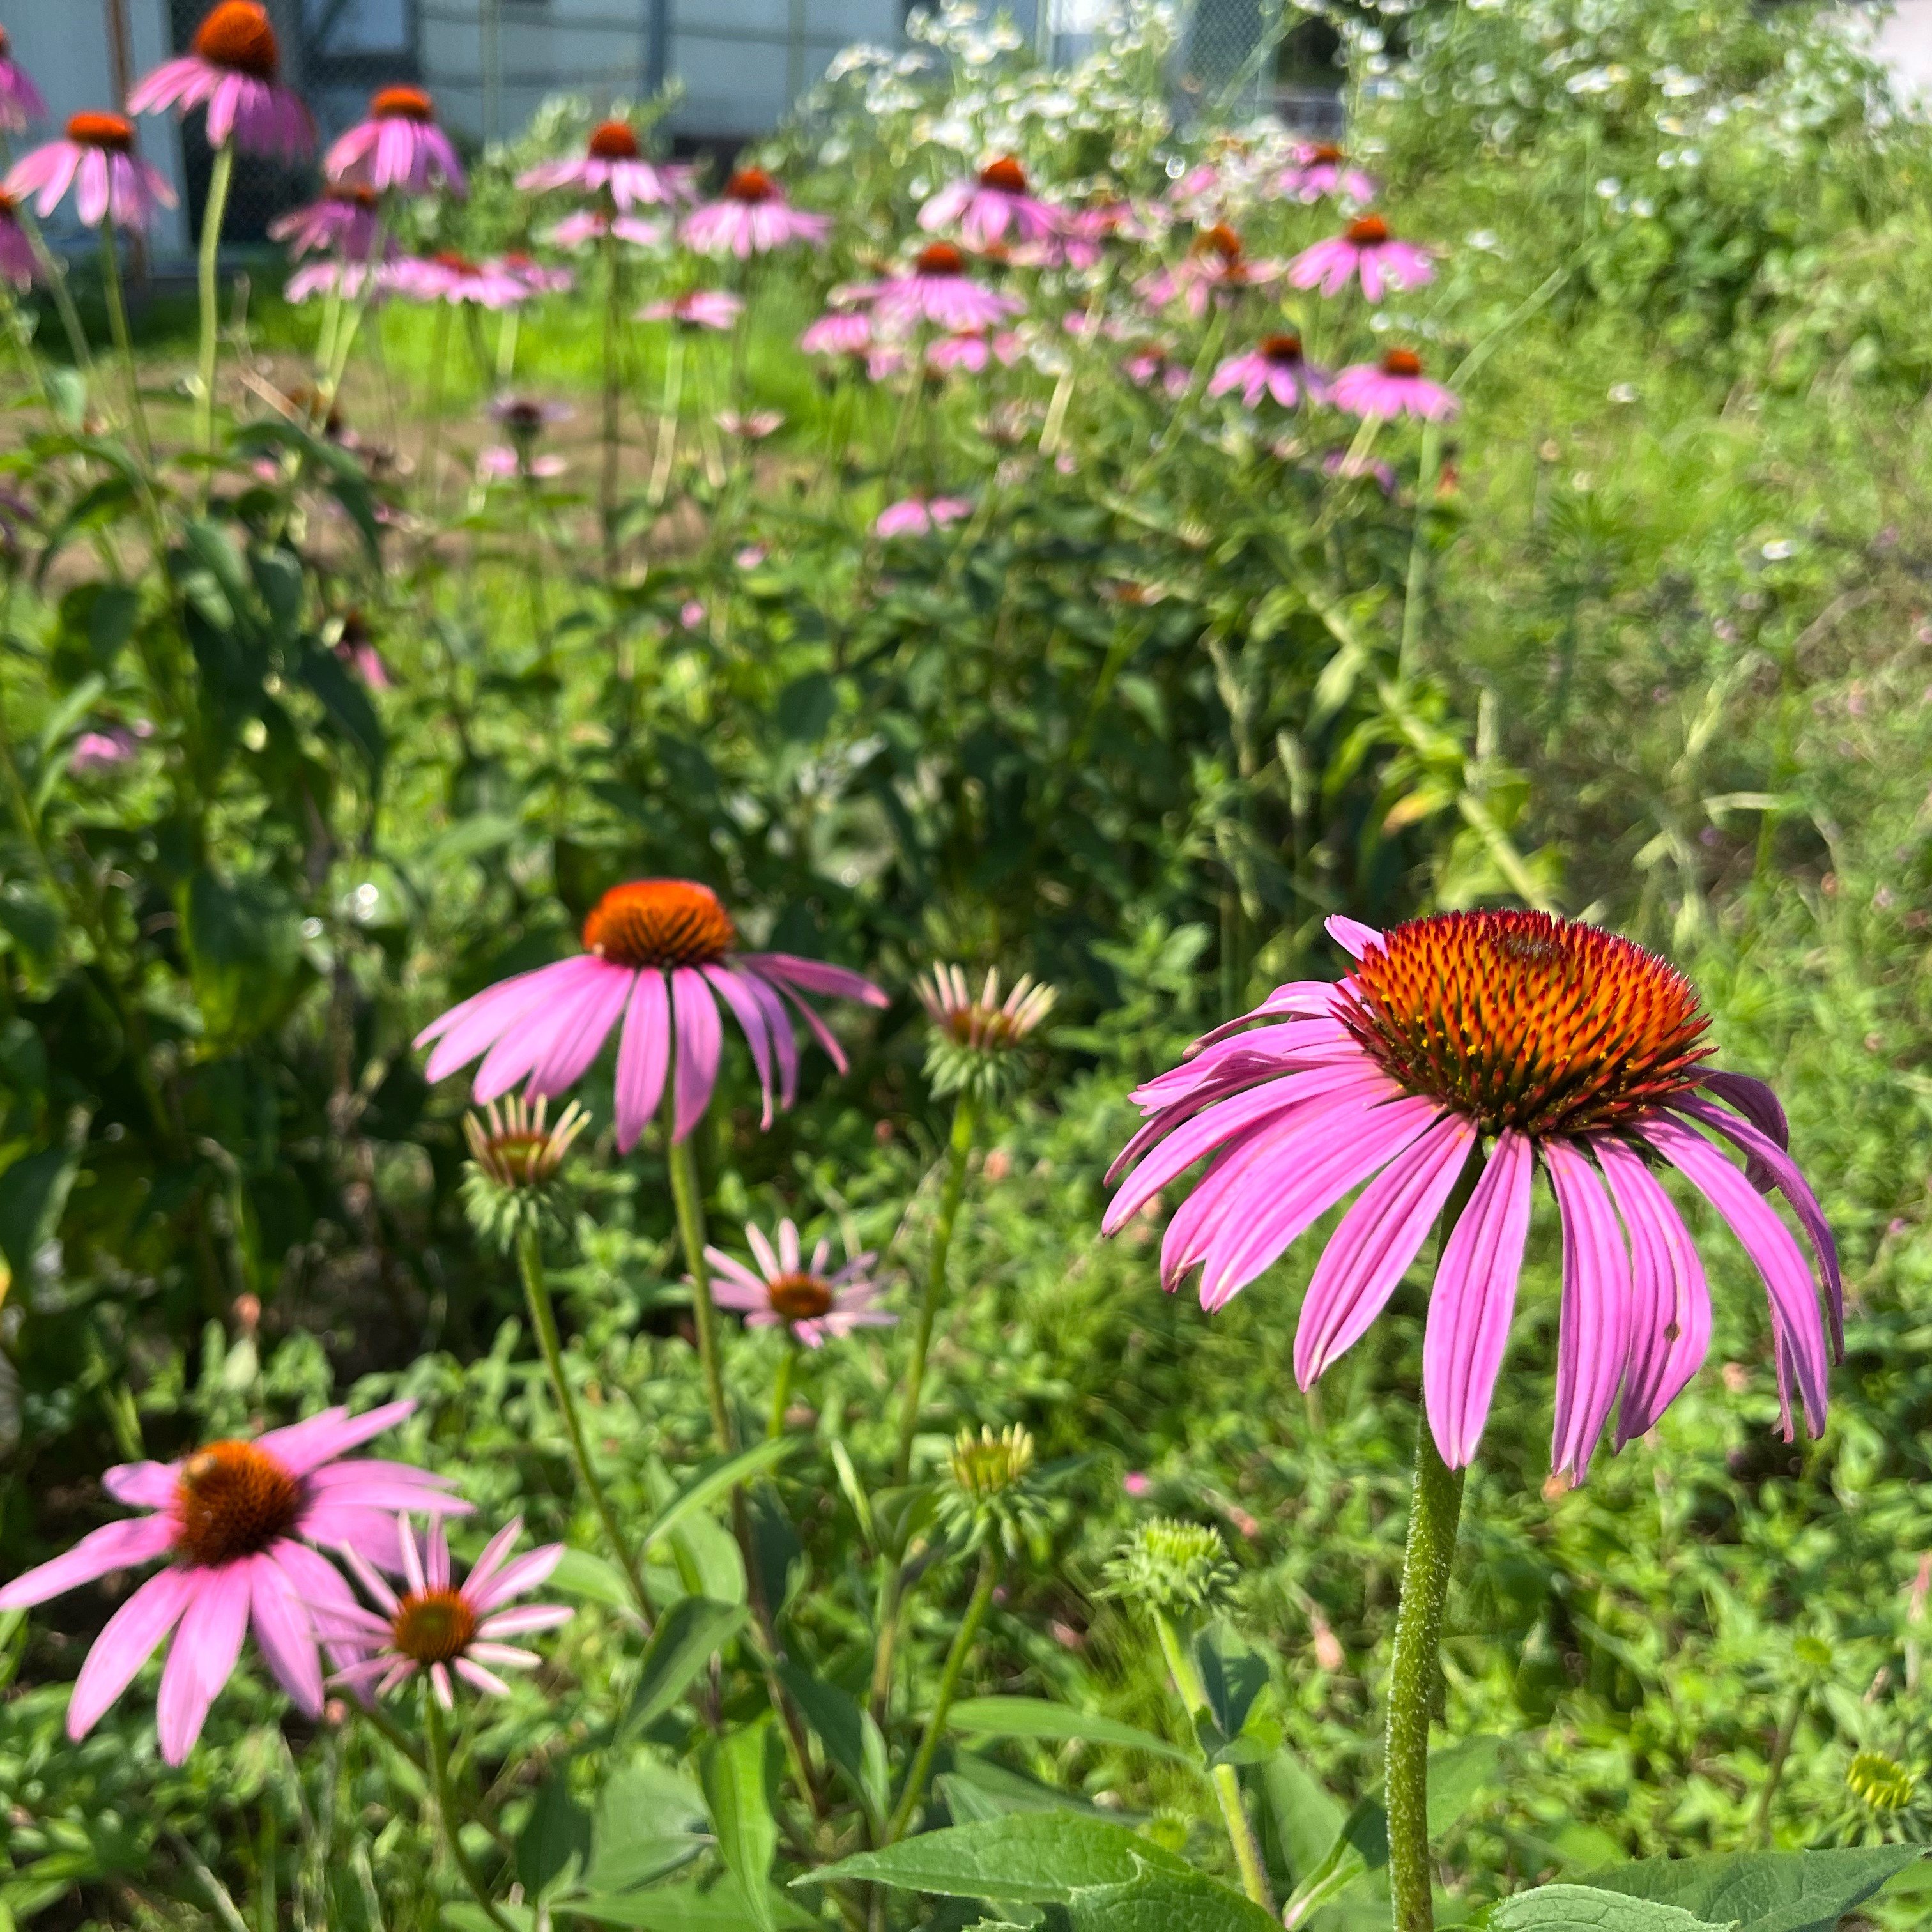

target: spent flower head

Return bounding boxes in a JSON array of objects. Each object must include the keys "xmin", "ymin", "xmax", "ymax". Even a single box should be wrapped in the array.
[
  {"xmin": 917, "ymin": 963, "xmax": 1055, "ymax": 1100},
  {"xmin": 459, "ymin": 1095, "xmax": 588, "ymax": 1248},
  {"xmin": 1102, "ymin": 1517, "xmax": 1238, "ymax": 1620}
]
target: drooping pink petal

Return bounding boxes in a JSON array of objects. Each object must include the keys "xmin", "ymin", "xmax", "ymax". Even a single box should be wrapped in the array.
[
  {"xmin": 614, "ymin": 969, "xmax": 671, "ymax": 1151},
  {"xmin": 66, "ymin": 1566, "xmax": 197, "ymax": 1739},
  {"xmin": 704, "ymin": 963, "xmax": 776, "ymax": 1126},
  {"xmin": 670, "ymin": 966, "xmax": 723, "ymax": 1142},
  {"xmin": 1423, "ymin": 1130, "xmax": 1535, "ymax": 1468},
  {"xmin": 256, "ymin": 1399, "xmax": 415, "ymax": 1476},
  {"xmin": 431, "ymin": 1660, "xmax": 455, "ymax": 1708},
  {"xmin": 1186, "ymin": 987, "xmax": 1345, "ymax": 1055},
  {"xmin": 1198, "ymin": 1094, "xmax": 1442, "ymax": 1310},
  {"xmin": 453, "ymin": 1656, "xmax": 513, "ymax": 1698},
  {"xmin": 740, "ymin": 951, "xmax": 887, "ymax": 1006},
  {"xmin": 1544, "ymin": 1140, "xmax": 1632, "ymax": 1483},
  {"xmin": 248, "ymin": 1554, "xmax": 323, "ymax": 1715},
  {"xmin": 1596, "ymin": 1135, "xmax": 1710, "ymax": 1446},
  {"xmin": 0, "ymin": 1513, "xmax": 177, "ymax": 1610},
  {"xmin": 1637, "ymin": 1113, "xmax": 1830, "ymax": 1437},
  {"xmin": 733, "ymin": 967, "xmax": 799, "ymax": 1108},
  {"xmin": 526, "ymin": 962, "xmax": 636, "ymax": 1096},
  {"xmin": 155, "ymin": 1563, "xmax": 251, "ymax": 1763},
  {"xmin": 760, "ymin": 970, "xmax": 852, "ymax": 1075},
  {"xmin": 1295, "ymin": 1112, "xmax": 1474, "ymax": 1386},
  {"xmin": 474, "ymin": 960, "xmax": 625, "ymax": 1104},
  {"xmin": 1696, "ymin": 1070, "xmax": 1789, "ymax": 1149},
  {"xmin": 1671, "ymin": 1092, "xmax": 1841, "ymax": 1354}
]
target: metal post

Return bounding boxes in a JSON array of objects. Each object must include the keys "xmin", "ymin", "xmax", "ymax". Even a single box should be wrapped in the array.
[
  {"xmin": 482, "ymin": 0, "xmax": 502, "ymax": 143},
  {"xmin": 786, "ymin": 0, "xmax": 806, "ymax": 103},
  {"xmin": 102, "ymin": 0, "xmax": 149, "ymax": 282},
  {"xmin": 646, "ymin": 0, "xmax": 670, "ymax": 93}
]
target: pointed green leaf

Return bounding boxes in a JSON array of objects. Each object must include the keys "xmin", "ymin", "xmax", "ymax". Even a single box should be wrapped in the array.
[
  {"xmin": 624, "ymin": 1597, "xmax": 747, "ymax": 1738},
  {"xmin": 947, "ymin": 1697, "xmax": 1189, "ymax": 1763},
  {"xmin": 641, "ymin": 1438, "xmax": 797, "ymax": 1552},
  {"xmin": 700, "ymin": 1722, "xmax": 777, "ymax": 1932},
  {"xmin": 1583, "ymin": 1846, "xmax": 1926, "ymax": 1932},
  {"xmin": 1491, "ymin": 1887, "xmax": 1732, "ymax": 1931}
]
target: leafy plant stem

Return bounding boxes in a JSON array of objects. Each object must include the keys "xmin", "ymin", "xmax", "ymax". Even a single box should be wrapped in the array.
[
  {"xmin": 422, "ymin": 1688, "xmax": 514, "ymax": 1932},
  {"xmin": 195, "ymin": 139, "xmax": 236, "ymax": 480},
  {"xmin": 666, "ymin": 1119, "xmax": 737, "ymax": 1454},
  {"xmin": 601, "ymin": 225, "xmax": 623, "ymax": 572},
  {"xmin": 885, "ymin": 1545, "xmax": 997, "ymax": 1841},
  {"xmin": 648, "ymin": 327, "xmax": 684, "ymax": 508},
  {"xmin": 514, "ymin": 1222, "xmax": 652, "ymax": 1620},
  {"xmin": 1152, "ymin": 1607, "xmax": 1274, "ymax": 1910},
  {"xmin": 893, "ymin": 1089, "xmax": 978, "ymax": 1486},
  {"xmin": 769, "ymin": 1337, "xmax": 797, "ymax": 1440}
]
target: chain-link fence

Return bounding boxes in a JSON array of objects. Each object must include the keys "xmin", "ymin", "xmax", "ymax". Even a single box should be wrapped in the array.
[{"xmin": 1173, "ymin": 0, "xmax": 1344, "ymax": 133}]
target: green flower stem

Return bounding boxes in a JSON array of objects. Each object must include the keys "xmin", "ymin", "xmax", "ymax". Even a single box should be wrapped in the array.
[
  {"xmin": 422, "ymin": 1690, "xmax": 514, "ymax": 1932},
  {"xmin": 194, "ymin": 139, "xmax": 235, "ymax": 473},
  {"xmin": 647, "ymin": 328, "xmax": 684, "ymax": 508},
  {"xmin": 17, "ymin": 210, "xmax": 95, "ymax": 379},
  {"xmin": 885, "ymin": 1545, "xmax": 997, "ymax": 1842},
  {"xmin": 1397, "ymin": 420, "xmax": 1443, "ymax": 684},
  {"xmin": 96, "ymin": 221, "xmax": 153, "ymax": 467},
  {"xmin": 666, "ymin": 1123, "xmax": 737, "ymax": 1455},
  {"xmin": 768, "ymin": 1337, "xmax": 797, "ymax": 1441},
  {"xmin": 600, "ymin": 226, "xmax": 622, "ymax": 572},
  {"xmin": 893, "ymin": 1090, "xmax": 979, "ymax": 1486},
  {"xmin": 1153, "ymin": 1607, "xmax": 1274, "ymax": 1912},
  {"xmin": 1385, "ymin": 1155, "xmax": 1480, "ymax": 1932},
  {"xmin": 514, "ymin": 1223, "xmax": 652, "ymax": 1620},
  {"xmin": 420, "ymin": 301, "xmax": 453, "ymax": 518}
]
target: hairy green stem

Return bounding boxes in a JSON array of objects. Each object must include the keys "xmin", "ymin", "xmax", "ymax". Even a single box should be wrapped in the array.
[
  {"xmin": 1154, "ymin": 1608, "xmax": 1274, "ymax": 1910},
  {"xmin": 885, "ymin": 1547, "xmax": 997, "ymax": 1841},
  {"xmin": 601, "ymin": 227, "xmax": 623, "ymax": 571},
  {"xmin": 96, "ymin": 222, "xmax": 152, "ymax": 466},
  {"xmin": 768, "ymin": 1339, "xmax": 797, "ymax": 1441},
  {"xmin": 893, "ymin": 1091, "xmax": 978, "ymax": 1485},
  {"xmin": 666, "ymin": 1122, "xmax": 737, "ymax": 1453},
  {"xmin": 422, "ymin": 1691, "xmax": 514, "ymax": 1932},
  {"xmin": 194, "ymin": 140, "xmax": 235, "ymax": 475},
  {"xmin": 514, "ymin": 1223, "xmax": 652, "ymax": 1618}
]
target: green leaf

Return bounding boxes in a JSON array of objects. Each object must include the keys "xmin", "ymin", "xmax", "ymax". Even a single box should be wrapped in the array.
[
  {"xmin": 1491, "ymin": 1888, "xmax": 1732, "ymax": 1931},
  {"xmin": 0, "ymin": 1122, "xmax": 84, "ymax": 1286},
  {"xmin": 585, "ymin": 1760, "xmax": 707, "ymax": 1893},
  {"xmin": 1262, "ymin": 1748, "xmax": 1347, "ymax": 1887},
  {"xmin": 700, "ymin": 1722, "xmax": 777, "ymax": 1932},
  {"xmin": 947, "ymin": 1697, "xmax": 1190, "ymax": 1763},
  {"xmin": 623, "ymin": 1596, "xmax": 747, "ymax": 1738},
  {"xmin": 1427, "ymin": 1734, "xmax": 1510, "ymax": 1834},
  {"xmin": 774, "ymin": 1659, "xmax": 887, "ymax": 1820},
  {"xmin": 640, "ymin": 1438, "xmax": 797, "ymax": 1552},
  {"xmin": 1193, "ymin": 1624, "xmax": 1269, "ymax": 1745},
  {"xmin": 1583, "ymin": 1846, "xmax": 1926, "ymax": 1932},
  {"xmin": 560, "ymin": 1882, "xmax": 820, "ymax": 1929},
  {"xmin": 298, "ymin": 640, "xmax": 386, "ymax": 776},
  {"xmin": 516, "ymin": 1775, "xmax": 593, "ymax": 1900},
  {"xmin": 806, "ymin": 1812, "xmax": 1195, "ymax": 1902},
  {"xmin": 549, "ymin": 1547, "xmax": 638, "ymax": 1616},
  {"xmin": 1064, "ymin": 1867, "xmax": 1282, "ymax": 1932},
  {"xmin": 179, "ymin": 868, "xmax": 310, "ymax": 1050}
]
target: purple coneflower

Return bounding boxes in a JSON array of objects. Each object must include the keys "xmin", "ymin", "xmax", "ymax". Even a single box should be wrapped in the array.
[
  {"xmin": 498, "ymin": 250, "xmax": 572, "ymax": 296},
  {"xmin": 1104, "ymin": 911, "xmax": 1841, "ymax": 1479},
  {"xmin": 1278, "ymin": 141, "xmax": 1377, "ymax": 205},
  {"xmin": 1330, "ymin": 348, "xmax": 1459, "ymax": 423},
  {"xmin": 800, "ymin": 309, "xmax": 873, "ymax": 359},
  {"xmin": 0, "ymin": 194, "xmax": 36, "ymax": 288},
  {"xmin": 875, "ymin": 494, "xmax": 973, "ymax": 539},
  {"xmin": 268, "ymin": 184, "xmax": 385, "ymax": 260},
  {"xmin": 1322, "ymin": 446, "xmax": 1399, "ymax": 494},
  {"xmin": 638, "ymin": 288, "xmax": 743, "ymax": 332},
  {"xmin": 680, "ymin": 165, "xmax": 829, "ymax": 258},
  {"xmin": 919, "ymin": 155, "xmax": 1059, "ymax": 250},
  {"xmin": 1289, "ymin": 215, "xmax": 1434, "ymax": 303},
  {"xmin": 717, "ymin": 408, "xmax": 784, "ymax": 439},
  {"xmin": 0, "ymin": 28, "xmax": 47, "ymax": 132},
  {"xmin": 0, "ymin": 1402, "xmax": 464, "ymax": 1761},
  {"xmin": 1208, "ymin": 333, "xmax": 1328, "ymax": 410},
  {"xmin": 70, "ymin": 723, "xmax": 150, "ymax": 774},
  {"xmin": 385, "ymin": 250, "xmax": 527, "ymax": 309},
  {"xmin": 854, "ymin": 242, "xmax": 1023, "ymax": 336},
  {"xmin": 543, "ymin": 209, "xmax": 664, "ymax": 253},
  {"xmin": 415, "ymin": 878, "xmax": 887, "ymax": 1147},
  {"xmin": 6, "ymin": 112, "xmax": 177, "ymax": 232},
  {"xmin": 1140, "ymin": 224, "xmax": 1283, "ymax": 318},
  {"xmin": 325, "ymin": 86, "xmax": 465, "ymax": 199},
  {"xmin": 327, "ymin": 1518, "xmax": 568, "ymax": 1708},
  {"xmin": 478, "ymin": 445, "xmax": 567, "ymax": 482},
  {"xmin": 128, "ymin": 1, "xmax": 313, "ymax": 160},
  {"xmin": 487, "ymin": 392, "xmax": 571, "ymax": 450},
  {"xmin": 926, "ymin": 325, "xmax": 1023, "ymax": 374},
  {"xmin": 1059, "ymin": 198, "xmax": 1150, "ymax": 270},
  {"xmin": 706, "ymin": 1219, "xmax": 891, "ymax": 1347},
  {"xmin": 286, "ymin": 259, "xmax": 380, "ymax": 303},
  {"xmin": 1123, "ymin": 348, "xmax": 1192, "ymax": 400},
  {"xmin": 516, "ymin": 118, "xmax": 692, "ymax": 209}
]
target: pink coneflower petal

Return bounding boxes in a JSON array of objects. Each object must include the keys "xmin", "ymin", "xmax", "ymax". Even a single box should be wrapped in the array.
[
  {"xmin": 1294, "ymin": 1112, "xmax": 1476, "ymax": 1387},
  {"xmin": 469, "ymin": 1546, "xmax": 563, "ymax": 1614},
  {"xmin": 1698, "ymin": 1070, "xmax": 1789, "ymax": 1149},
  {"xmin": 1597, "ymin": 1135, "xmax": 1710, "ymax": 1446},
  {"xmin": 1326, "ymin": 915, "xmax": 1383, "ymax": 958},
  {"xmin": 472, "ymin": 959, "xmax": 622, "ymax": 1103},
  {"xmin": 453, "ymin": 1657, "xmax": 513, "ymax": 1697},
  {"xmin": 66, "ymin": 1567, "xmax": 196, "ymax": 1740},
  {"xmin": 0, "ymin": 1514, "xmax": 174, "ymax": 1607},
  {"xmin": 249, "ymin": 1554, "xmax": 323, "ymax": 1714},
  {"xmin": 704, "ymin": 964, "xmax": 776, "ymax": 1126},
  {"xmin": 1545, "ymin": 1140, "xmax": 1632, "ymax": 1482},
  {"xmin": 101, "ymin": 1460, "xmax": 181, "ymax": 1510},
  {"xmin": 156, "ymin": 1563, "xmax": 250, "ymax": 1763},
  {"xmin": 462, "ymin": 1518, "xmax": 526, "ymax": 1600},
  {"xmin": 475, "ymin": 1604, "xmax": 572, "ymax": 1640},
  {"xmin": 615, "ymin": 969, "xmax": 672, "ymax": 1152},
  {"xmin": 670, "ymin": 965, "xmax": 723, "ymax": 1141},
  {"xmin": 397, "ymin": 1519, "xmax": 427, "ymax": 1596},
  {"xmin": 255, "ymin": 1399, "xmax": 418, "ymax": 1476},
  {"xmin": 1637, "ymin": 1114, "xmax": 1829, "ymax": 1434},
  {"xmin": 747, "ymin": 953, "xmax": 890, "ymax": 1007},
  {"xmin": 1423, "ymin": 1128, "xmax": 1535, "ymax": 1467}
]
